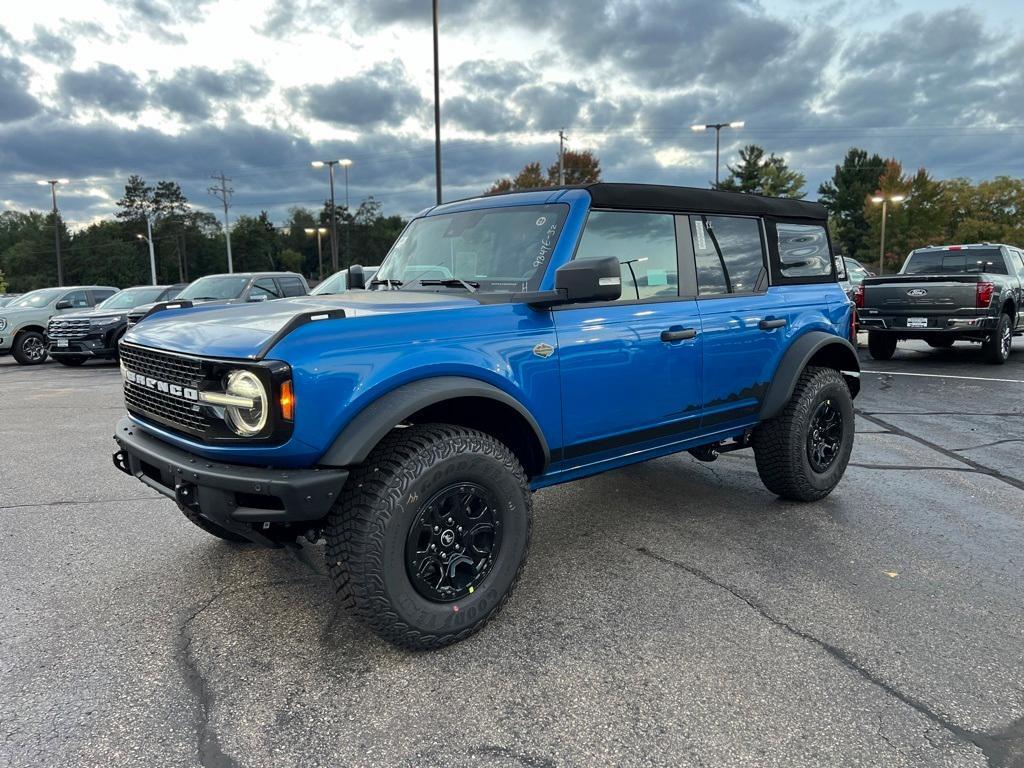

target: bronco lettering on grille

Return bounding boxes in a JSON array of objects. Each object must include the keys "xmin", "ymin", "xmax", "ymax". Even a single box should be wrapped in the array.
[{"xmin": 123, "ymin": 369, "xmax": 199, "ymax": 401}]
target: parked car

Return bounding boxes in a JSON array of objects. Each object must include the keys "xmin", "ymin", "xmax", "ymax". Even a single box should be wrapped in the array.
[
  {"xmin": 126, "ymin": 272, "xmax": 309, "ymax": 327},
  {"xmin": 47, "ymin": 284, "xmax": 187, "ymax": 366},
  {"xmin": 112, "ymin": 183, "xmax": 859, "ymax": 650},
  {"xmin": 0, "ymin": 294, "xmax": 22, "ymax": 308},
  {"xmin": 857, "ymin": 243, "xmax": 1024, "ymax": 363},
  {"xmin": 311, "ymin": 266, "xmax": 379, "ymax": 295},
  {"xmin": 0, "ymin": 285, "xmax": 118, "ymax": 365}
]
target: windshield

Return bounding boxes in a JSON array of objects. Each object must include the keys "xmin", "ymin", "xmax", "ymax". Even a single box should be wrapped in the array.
[
  {"xmin": 98, "ymin": 287, "xmax": 166, "ymax": 310},
  {"xmin": 8, "ymin": 288, "xmax": 63, "ymax": 309},
  {"xmin": 177, "ymin": 276, "xmax": 249, "ymax": 300},
  {"xmin": 312, "ymin": 267, "xmax": 379, "ymax": 295},
  {"xmin": 845, "ymin": 260, "xmax": 870, "ymax": 284},
  {"xmin": 903, "ymin": 249, "xmax": 1008, "ymax": 275},
  {"xmin": 375, "ymin": 204, "xmax": 569, "ymax": 292}
]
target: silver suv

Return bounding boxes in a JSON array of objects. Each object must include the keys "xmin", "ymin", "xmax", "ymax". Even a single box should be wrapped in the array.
[{"xmin": 0, "ymin": 286, "xmax": 118, "ymax": 365}]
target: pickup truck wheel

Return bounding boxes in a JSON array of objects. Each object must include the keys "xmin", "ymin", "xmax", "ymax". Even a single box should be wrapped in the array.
[
  {"xmin": 753, "ymin": 366, "xmax": 854, "ymax": 502},
  {"xmin": 326, "ymin": 424, "xmax": 531, "ymax": 650},
  {"xmin": 55, "ymin": 355, "xmax": 87, "ymax": 366},
  {"xmin": 926, "ymin": 337, "xmax": 955, "ymax": 349},
  {"xmin": 11, "ymin": 331, "xmax": 48, "ymax": 365},
  {"xmin": 867, "ymin": 332, "xmax": 897, "ymax": 360},
  {"xmin": 983, "ymin": 314, "xmax": 1012, "ymax": 364}
]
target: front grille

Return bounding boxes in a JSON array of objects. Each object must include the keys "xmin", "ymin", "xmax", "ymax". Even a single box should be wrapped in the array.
[
  {"xmin": 120, "ymin": 344, "xmax": 211, "ymax": 437},
  {"xmin": 47, "ymin": 318, "xmax": 91, "ymax": 339}
]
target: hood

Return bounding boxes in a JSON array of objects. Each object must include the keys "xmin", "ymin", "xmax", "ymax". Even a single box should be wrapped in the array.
[
  {"xmin": 128, "ymin": 297, "xmax": 231, "ymax": 317},
  {"xmin": 55, "ymin": 306, "xmax": 122, "ymax": 321},
  {"xmin": 123, "ymin": 289, "xmax": 479, "ymax": 358}
]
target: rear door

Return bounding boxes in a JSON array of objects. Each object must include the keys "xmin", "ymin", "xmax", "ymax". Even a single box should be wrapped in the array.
[{"xmin": 553, "ymin": 210, "xmax": 703, "ymax": 463}]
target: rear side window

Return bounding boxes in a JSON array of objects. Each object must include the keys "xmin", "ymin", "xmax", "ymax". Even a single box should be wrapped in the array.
[
  {"xmin": 279, "ymin": 276, "xmax": 306, "ymax": 297},
  {"xmin": 903, "ymin": 249, "xmax": 1008, "ymax": 275},
  {"xmin": 776, "ymin": 223, "xmax": 832, "ymax": 278},
  {"xmin": 574, "ymin": 211, "xmax": 678, "ymax": 301},
  {"xmin": 62, "ymin": 290, "xmax": 91, "ymax": 308},
  {"xmin": 690, "ymin": 215, "xmax": 765, "ymax": 295},
  {"xmin": 250, "ymin": 278, "xmax": 282, "ymax": 300}
]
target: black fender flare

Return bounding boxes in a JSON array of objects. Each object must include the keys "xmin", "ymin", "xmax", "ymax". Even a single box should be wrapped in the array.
[
  {"xmin": 759, "ymin": 332, "xmax": 861, "ymax": 421},
  {"xmin": 318, "ymin": 376, "xmax": 551, "ymax": 469}
]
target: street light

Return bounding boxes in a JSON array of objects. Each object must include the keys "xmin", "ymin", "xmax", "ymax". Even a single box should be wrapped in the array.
[
  {"xmin": 690, "ymin": 121, "xmax": 745, "ymax": 188},
  {"xmin": 432, "ymin": 0, "xmax": 442, "ymax": 205},
  {"xmin": 37, "ymin": 179, "xmax": 69, "ymax": 286},
  {"xmin": 311, "ymin": 159, "xmax": 349, "ymax": 272},
  {"xmin": 870, "ymin": 194, "xmax": 906, "ymax": 275},
  {"xmin": 339, "ymin": 159, "xmax": 353, "ymax": 265},
  {"xmin": 135, "ymin": 223, "xmax": 157, "ymax": 286},
  {"xmin": 304, "ymin": 227, "xmax": 329, "ymax": 281}
]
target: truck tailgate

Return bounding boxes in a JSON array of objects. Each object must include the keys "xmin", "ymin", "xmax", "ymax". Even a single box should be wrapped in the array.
[{"xmin": 862, "ymin": 275, "xmax": 980, "ymax": 313}]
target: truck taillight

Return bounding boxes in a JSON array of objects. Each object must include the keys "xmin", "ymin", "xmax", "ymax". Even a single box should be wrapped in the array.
[
  {"xmin": 853, "ymin": 284, "xmax": 864, "ymax": 308},
  {"xmin": 976, "ymin": 282, "xmax": 994, "ymax": 307},
  {"xmin": 850, "ymin": 305, "xmax": 857, "ymax": 342}
]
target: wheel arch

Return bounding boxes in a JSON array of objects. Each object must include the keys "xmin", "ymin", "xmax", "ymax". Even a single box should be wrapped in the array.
[
  {"xmin": 15, "ymin": 324, "xmax": 46, "ymax": 336},
  {"xmin": 760, "ymin": 332, "xmax": 861, "ymax": 421},
  {"xmin": 318, "ymin": 376, "xmax": 550, "ymax": 477}
]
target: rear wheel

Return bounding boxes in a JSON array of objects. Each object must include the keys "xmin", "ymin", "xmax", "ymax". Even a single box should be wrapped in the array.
[
  {"xmin": 983, "ymin": 313, "xmax": 1012, "ymax": 364},
  {"xmin": 867, "ymin": 331, "xmax": 897, "ymax": 360},
  {"xmin": 926, "ymin": 337, "xmax": 955, "ymax": 349},
  {"xmin": 12, "ymin": 331, "xmax": 48, "ymax": 365},
  {"xmin": 55, "ymin": 355, "xmax": 87, "ymax": 366},
  {"xmin": 326, "ymin": 424, "xmax": 531, "ymax": 650},
  {"xmin": 753, "ymin": 367, "xmax": 855, "ymax": 502}
]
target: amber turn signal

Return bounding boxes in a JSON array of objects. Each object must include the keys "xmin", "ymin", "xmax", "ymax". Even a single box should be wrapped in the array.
[{"xmin": 279, "ymin": 380, "xmax": 295, "ymax": 420}]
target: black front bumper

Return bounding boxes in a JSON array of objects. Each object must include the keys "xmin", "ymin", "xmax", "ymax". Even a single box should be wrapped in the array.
[
  {"xmin": 112, "ymin": 416, "xmax": 348, "ymax": 545},
  {"xmin": 48, "ymin": 339, "xmax": 117, "ymax": 358}
]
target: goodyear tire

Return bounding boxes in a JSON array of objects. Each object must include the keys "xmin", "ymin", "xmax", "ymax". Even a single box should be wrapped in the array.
[
  {"xmin": 983, "ymin": 313, "xmax": 1012, "ymax": 365},
  {"xmin": 326, "ymin": 424, "xmax": 531, "ymax": 650},
  {"xmin": 867, "ymin": 331, "xmax": 897, "ymax": 360},
  {"xmin": 12, "ymin": 331, "xmax": 48, "ymax": 365},
  {"xmin": 752, "ymin": 367, "xmax": 855, "ymax": 502}
]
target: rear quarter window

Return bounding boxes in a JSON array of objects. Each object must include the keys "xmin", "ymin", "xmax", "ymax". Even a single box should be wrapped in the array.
[{"xmin": 776, "ymin": 223, "xmax": 832, "ymax": 279}]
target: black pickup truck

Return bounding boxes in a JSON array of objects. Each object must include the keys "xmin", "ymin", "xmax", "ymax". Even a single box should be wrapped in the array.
[{"xmin": 856, "ymin": 244, "xmax": 1024, "ymax": 364}]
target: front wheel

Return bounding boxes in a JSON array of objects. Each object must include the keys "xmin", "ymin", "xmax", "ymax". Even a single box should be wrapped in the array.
[
  {"xmin": 752, "ymin": 367, "xmax": 855, "ymax": 502},
  {"xmin": 12, "ymin": 331, "xmax": 48, "ymax": 365},
  {"xmin": 983, "ymin": 314, "xmax": 1012, "ymax": 364},
  {"xmin": 326, "ymin": 424, "xmax": 532, "ymax": 650}
]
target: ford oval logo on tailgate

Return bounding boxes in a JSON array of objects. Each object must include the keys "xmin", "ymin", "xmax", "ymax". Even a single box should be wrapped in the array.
[{"xmin": 907, "ymin": 288, "xmax": 928, "ymax": 297}]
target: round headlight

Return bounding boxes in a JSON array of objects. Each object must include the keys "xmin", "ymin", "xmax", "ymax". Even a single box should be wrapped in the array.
[{"xmin": 224, "ymin": 370, "xmax": 268, "ymax": 436}]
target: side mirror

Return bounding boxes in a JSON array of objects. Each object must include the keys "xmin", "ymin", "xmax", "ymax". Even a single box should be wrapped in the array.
[
  {"xmin": 248, "ymin": 294, "xmax": 268, "ymax": 303},
  {"xmin": 554, "ymin": 256, "xmax": 622, "ymax": 303},
  {"xmin": 347, "ymin": 265, "xmax": 366, "ymax": 290},
  {"xmin": 55, "ymin": 300, "xmax": 72, "ymax": 310}
]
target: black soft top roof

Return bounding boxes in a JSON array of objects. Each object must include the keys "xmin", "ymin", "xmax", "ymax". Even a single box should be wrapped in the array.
[{"xmin": 582, "ymin": 183, "xmax": 826, "ymax": 221}]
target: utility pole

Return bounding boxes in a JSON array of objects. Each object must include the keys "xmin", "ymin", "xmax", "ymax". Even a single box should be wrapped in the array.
[
  {"xmin": 136, "ymin": 217, "xmax": 157, "ymax": 285},
  {"xmin": 432, "ymin": 0, "xmax": 442, "ymax": 205},
  {"xmin": 558, "ymin": 129, "xmax": 567, "ymax": 185},
  {"xmin": 208, "ymin": 172, "xmax": 234, "ymax": 272},
  {"xmin": 37, "ymin": 179, "xmax": 68, "ymax": 286},
  {"xmin": 871, "ymin": 194, "xmax": 905, "ymax": 276}
]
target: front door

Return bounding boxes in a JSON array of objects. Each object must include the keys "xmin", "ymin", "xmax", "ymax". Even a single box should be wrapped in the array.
[{"xmin": 553, "ymin": 210, "xmax": 703, "ymax": 464}]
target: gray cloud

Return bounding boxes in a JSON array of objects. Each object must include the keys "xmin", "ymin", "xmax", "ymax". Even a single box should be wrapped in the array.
[
  {"xmin": 288, "ymin": 61, "xmax": 425, "ymax": 129},
  {"xmin": 0, "ymin": 55, "xmax": 43, "ymax": 123},
  {"xmin": 452, "ymin": 60, "xmax": 533, "ymax": 94},
  {"xmin": 152, "ymin": 63, "xmax": 271, "ymax": 119},
  {"xmin": 26, "ymin": 26, "xmax": 76, "ymax": 63},
  {"xmin": 58, "ymin": 63, "xmax": 148, "ymax": 115}
]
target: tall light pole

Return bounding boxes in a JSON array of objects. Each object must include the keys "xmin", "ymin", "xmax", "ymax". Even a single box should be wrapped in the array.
[
  {"xmin": 208, "ymin": 172, "xmax": 234, "ymax": 273},
  {"xmin": 432, "ymin": 0, "xmax": 442, "ymax": 205},
  {"xmin": 37, "ymin": 179, "xmax": 69, "ymax": 286},
  {"xmin": 311, "ymin": 159, "xmax": 344, "ymax": 271},
  {"xmin": 135, "ymin": 218, "xmax": 157, "ymax": 285},
  {"xmin": 304, "ymin": 227, "xmax": 328, "ymax": 281},
  {"xmin": 690, "ymin": 121, "xmax": 745, "ymax": 188},
  {"xmin": 340, "ymin": 158, "xmax": 353, "ymax": 265},
  {"xmin": 871, "ymin": 194, "xmax": 906, "ymax": 275}
]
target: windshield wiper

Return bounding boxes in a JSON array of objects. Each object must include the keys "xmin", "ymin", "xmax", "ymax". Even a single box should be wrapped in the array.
[
  {"xmin": 187, "ymin": 296, "xmax": 220, "ymax": 301},
  {"xmin": 368, "ymin": 278, "xmax": 403, "ymax": 289},
  {"xmin": 416, "ymin": 278, "xmax": 479, "ymax": 293}
]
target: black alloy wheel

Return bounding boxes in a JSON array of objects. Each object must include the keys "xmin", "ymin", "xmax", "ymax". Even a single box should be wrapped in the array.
[
  {"xmin": 806, "ymin": 399, "xmax": 843, "ymax": 473},
  {"xmin": 405, "ymin": 482, "xmax": 503, "ymax": 602}
]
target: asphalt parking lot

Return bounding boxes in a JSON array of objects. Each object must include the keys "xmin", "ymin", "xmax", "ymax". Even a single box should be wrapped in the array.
[{"xmin": 1, "ymin": 340, "xmax": 1022, "ymax": 768}]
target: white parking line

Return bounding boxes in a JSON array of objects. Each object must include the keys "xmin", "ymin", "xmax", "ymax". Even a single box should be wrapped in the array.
[{"xmin": 862, "ymin": 370, "xmax": 1024, "ymax": 384}]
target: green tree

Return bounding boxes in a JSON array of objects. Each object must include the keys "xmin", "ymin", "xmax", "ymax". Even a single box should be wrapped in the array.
[
  {"xmin": 717, "ymin": 144, "xmax": 806, "ymax": 198},
  {"xmin": 115, "ymin": 175, "xmax": 155, "ymax": 224},
  {"xmin": 0, "ymin": 268, "xmax": 7, "ymax": 293},
  {"xmin": 487, "ymin": 150, "xmax": 602, "ymax": 195},
  {"xmin": 231, "ymin": 212, "xmax": 278, "ymax": 272},
  {"xmin": 278, "ymin": 248, "xmax": 305, "ymax": 273},
  {"xmin": 818, "ymin": 147, "xmax": 885, "ymax": 260}
]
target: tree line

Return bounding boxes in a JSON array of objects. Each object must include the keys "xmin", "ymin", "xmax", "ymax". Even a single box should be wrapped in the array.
[
  {"xmin": 3, "ymin": 145, "xmax": 1022, "ymax": 292},
  {"xmin": 0, "ymin": 175, "xmax": 407, "ymax": 293}
]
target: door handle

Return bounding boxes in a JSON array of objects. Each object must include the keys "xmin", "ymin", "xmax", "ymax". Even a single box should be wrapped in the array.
[
  {"xmin": 661, "ymin": 327, "xmax": 698, "ymax": 342},
  {"xmin": 758, "ymin": 318, "xmax": 787, "ymax": 330}
]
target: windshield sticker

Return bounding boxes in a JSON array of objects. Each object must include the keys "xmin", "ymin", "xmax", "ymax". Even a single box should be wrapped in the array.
[
  {"xmin": 533, "ymin": 221, "xmax": 560, "ymax": 268},
  {"xmin": 536, "ymin": 216, "xmax": 547, "ymax": 227},
  {"xmin": 695, "ymin": 220, "xmax": 707, "ymax": 251}
]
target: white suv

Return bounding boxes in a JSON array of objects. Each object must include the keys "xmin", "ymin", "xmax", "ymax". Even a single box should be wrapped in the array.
[{"xmin": 0, "ymin": 286, "xmax": 118, "ymax": 365}]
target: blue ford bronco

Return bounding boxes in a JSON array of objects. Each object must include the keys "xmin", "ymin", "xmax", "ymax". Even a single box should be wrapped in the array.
[{"xmin": 112, "ymin": 184, "xmax": 860, "ymax": 649}]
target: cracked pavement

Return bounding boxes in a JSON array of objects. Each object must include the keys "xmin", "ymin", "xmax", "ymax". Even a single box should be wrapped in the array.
[{"xmin": 1, "ymin": 338, "xmax": 1023, "ymax": 767}]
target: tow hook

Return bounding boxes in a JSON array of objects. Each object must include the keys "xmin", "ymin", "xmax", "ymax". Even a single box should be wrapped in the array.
[
  {"xmin": 174, "ymin": 482, "xmax": 201, "ymax": 513},
  {"xmin": 112, "ymin": 450, "xmax": 131, "ymax": 476}
]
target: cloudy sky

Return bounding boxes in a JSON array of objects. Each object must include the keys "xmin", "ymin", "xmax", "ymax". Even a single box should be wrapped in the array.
[{"xmin": 1, "ymin": 0, "xmax": 1022, "ymax": 228}]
